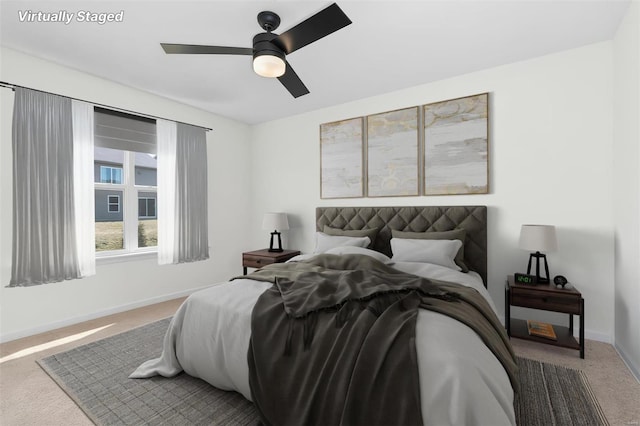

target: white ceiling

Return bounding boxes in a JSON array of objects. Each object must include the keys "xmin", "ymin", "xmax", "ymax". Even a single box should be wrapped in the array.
[{"xmin": 0, "ymin": 0, "xmax": 630, "ymax": 124}]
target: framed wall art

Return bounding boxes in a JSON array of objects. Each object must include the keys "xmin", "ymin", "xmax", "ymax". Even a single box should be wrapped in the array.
[
  {"xmin": 367, "ymin": 106, "xmax": 419, "ymax": 197},
  {"xmin": 423, "ymin": 93, "xmax": 489, "ymax": 195},
  {"xmin": 320, "ymin": 117, "xmax": 364, "ymax": 199}
]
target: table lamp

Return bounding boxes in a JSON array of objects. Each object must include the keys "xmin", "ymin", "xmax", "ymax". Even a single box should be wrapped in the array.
[
  {"xmin": 262, "ymin": 212, "xmax": 289, "ymax": 252},
  {"xmin": 518, "ymin": 224, "xmax": 558, "ymax": 284}
]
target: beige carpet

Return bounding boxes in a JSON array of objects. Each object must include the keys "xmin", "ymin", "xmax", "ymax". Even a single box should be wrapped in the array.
[
  {"xmin": 1, "ymin": 297, "xmax": 638, "ymax": 425},
  {"xmin": 509, "ymin": 338, "xmax": 640, "ymax": 426}
]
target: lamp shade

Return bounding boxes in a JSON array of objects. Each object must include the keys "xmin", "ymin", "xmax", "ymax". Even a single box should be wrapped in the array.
[
  {"xmin": 519, "ymin": 225, "xmax": 558, "ymax": 252},
  {"xmin": 262, "ymin": 212, "xmax": 289, "ymax": 231}
]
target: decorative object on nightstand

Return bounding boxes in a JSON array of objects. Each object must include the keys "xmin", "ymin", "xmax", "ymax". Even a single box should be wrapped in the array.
[
  {"xmin": 262, "ymin": 212, "xmax": 289, "ymax": 252},
  {"xmin": 554, "ymin": 274, "xmax": 569, "ymax": 288},
  {"xmin": 519, "ymin": 224, "xmax": 557, "ymax": 284}
]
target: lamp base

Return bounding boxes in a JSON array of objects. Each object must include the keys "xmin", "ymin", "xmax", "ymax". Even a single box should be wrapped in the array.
[
  {"xmin": 268, "ymin": 231, "xmax": 283, "ymax": 252},
  {"xmin": 526, "ymin": 251, "xmax": 550, "ymax": 284}
]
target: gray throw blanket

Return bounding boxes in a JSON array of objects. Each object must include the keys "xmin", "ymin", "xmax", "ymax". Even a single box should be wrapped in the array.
[{"xmin": 238, "ymin": 254, "xmax": 518, "ymax": 426}]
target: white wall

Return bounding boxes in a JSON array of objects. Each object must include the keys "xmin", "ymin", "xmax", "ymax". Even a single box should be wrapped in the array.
[
  {"xmin": 0, "ymin": 47, "xmax": 252, "ymax": 341},
  {"xmin": 0, "ymin": 35, "xmax": 628, "ymax": 353},
  {"xmin": 249, "ymin": 42, "xmax": 615, "ymax": 342},
  {"xmin": 613, "ymin": 2, "xmax": 640, "ymax": 378}
]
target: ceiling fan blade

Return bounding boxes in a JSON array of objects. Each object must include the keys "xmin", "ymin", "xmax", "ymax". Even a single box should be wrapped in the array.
[
  {"xmin": 272, "ymin": 3, "xmax": 352, "ymax": 54},
  {"xmin": 278, "ymin": 61, "xmax": 310, "ymax": 98},
  {"xmin": 161, "ymin": 43, "xmax": 253, "ymax": 55}
]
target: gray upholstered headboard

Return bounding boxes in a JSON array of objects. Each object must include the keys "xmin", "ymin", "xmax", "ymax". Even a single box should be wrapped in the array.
[{"xmin": 316, "ymin": 206, "xmax": 488, "ymax": 286}]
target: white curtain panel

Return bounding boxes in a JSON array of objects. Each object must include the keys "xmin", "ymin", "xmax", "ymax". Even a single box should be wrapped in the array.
[
  {"xmin": 72, "ymin": 100, "xmax": 96, "ymax": 277},
  {"xmin": 175, "ymin": 123, "xmax": 209, "ymax": 262},
  {"xmin": 157, "ymin": 119, "xmax": 177, "ymax": 265}
]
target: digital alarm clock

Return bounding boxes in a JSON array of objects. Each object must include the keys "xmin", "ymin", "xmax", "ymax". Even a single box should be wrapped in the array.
[{"xmin": 514, "ymin": 273, "xmax": 537, "ymax": 285}]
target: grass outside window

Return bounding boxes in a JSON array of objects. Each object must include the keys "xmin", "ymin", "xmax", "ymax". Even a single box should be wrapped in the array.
[{"xmin": 95, "ymin": 220, "xmax": 157, "ymax": 252}]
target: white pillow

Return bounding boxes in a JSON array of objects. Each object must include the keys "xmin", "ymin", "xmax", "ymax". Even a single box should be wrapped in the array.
[
  {"xmin": 314, "ymin": 232, "xmax": 371, "ymax": 253},
  {"xmin": 390, "ymin": 238, "xmax": 463, "ymax": 271},
  {"xmin": 286, "ymin": 253, "xmax": 316, "ymax": 263},
  {"xmin": 324, "ymin": 246, "xmax": 394, "ymax": 265}
]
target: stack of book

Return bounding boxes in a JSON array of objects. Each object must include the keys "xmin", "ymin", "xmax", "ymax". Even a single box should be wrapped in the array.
[{"xmin": 526, "ymin": 320, "xmax": 557, "ymax": 340}]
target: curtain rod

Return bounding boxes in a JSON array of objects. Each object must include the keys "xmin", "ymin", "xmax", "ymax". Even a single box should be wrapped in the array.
[{"xmin": 0, "ymin": 81, "xmax": 213, "ymax": 132}]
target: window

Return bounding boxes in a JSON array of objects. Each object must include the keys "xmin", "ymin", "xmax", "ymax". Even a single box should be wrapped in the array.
[
  {"xmin": 107, "ymin": 195, "xmax": 120, "ymax": 213},
  {"xmin": 94, "ymin": 148, "xmax": 158, "ymax": 253},
  {"xmin": 92, "ymin": 108, "xmax": 157, "ymax": 256},
  {"xmin": 138, "ymin": 197, "xmax": 156, "ymax": 218},
  {"xmin": 100, "ymin": 166, "xmax": 123, "ymax": 184}
]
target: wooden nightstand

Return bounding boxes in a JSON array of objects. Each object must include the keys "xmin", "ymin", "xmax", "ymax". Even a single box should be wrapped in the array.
[
  {"xmin": 505, "ymin": 275, "xmax": 585, "ymax": 358},
  {"xmin": 242, "ymin": 249, "xmax": 301, "ymax": 275}
]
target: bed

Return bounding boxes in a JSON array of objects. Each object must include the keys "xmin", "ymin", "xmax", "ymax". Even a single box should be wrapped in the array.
[{"xmin": 131, "ymin": 205, "xmax": 517, "ymax": 425}]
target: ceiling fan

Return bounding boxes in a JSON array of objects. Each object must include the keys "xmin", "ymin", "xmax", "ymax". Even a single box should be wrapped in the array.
[{"xmin": 161, "ymin": 3, "xmax": 352, "ymax": 98}]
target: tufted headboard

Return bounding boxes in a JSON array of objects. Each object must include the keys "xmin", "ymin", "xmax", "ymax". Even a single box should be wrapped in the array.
[{"xmin": 316, "ymin": 206, "xmax": 487, "ymax": 286}]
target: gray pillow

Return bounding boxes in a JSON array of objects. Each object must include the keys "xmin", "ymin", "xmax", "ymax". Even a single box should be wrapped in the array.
[
  {"xmin": 391, "ymin": 229, "xmax": 468, "ymax": 272},
  {"xmin": 323, "ymin": 226, "xmax": 379, "ymax": 249}
]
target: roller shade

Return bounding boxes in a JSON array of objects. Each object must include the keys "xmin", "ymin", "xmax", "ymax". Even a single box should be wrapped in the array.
[{"xmin": 94, "ymin": 107, "xmax": 157, "ymax": 154}]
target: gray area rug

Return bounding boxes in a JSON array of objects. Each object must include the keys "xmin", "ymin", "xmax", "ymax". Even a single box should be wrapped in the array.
[{"xmin": 38, "ymin": 317, "xmax": 608, "ymax": 425}]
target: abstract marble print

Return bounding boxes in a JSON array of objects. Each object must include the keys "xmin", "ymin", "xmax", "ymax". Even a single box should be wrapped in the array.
[
  {"xmin": 424, "ymin": 93, "xmax": 488, "ymax": 195},
  {"xmin": 367, "ymin": 107, "xmax": 419, "ymax": 197},
  {"xmin": 320, "ymin": 117, "xmax": 364, "ymax": 198}
]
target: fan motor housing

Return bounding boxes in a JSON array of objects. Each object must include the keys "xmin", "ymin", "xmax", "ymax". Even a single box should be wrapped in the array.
[
  {"xmin": 257, "ymin": 11, "xmax": 281, "ymax": 32},
  {"xmin": 252, "ymin": 32, "xmax": 285, "ymax": 62}
]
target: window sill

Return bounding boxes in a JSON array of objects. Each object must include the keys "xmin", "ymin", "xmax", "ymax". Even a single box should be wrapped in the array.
[{"xmin": 96, "ymin": 250, "xmax": 157, "ymax": 265}]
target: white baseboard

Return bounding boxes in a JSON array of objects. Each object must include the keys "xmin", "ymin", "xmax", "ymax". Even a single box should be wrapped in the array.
[
  {"xmin": 582, "ymin": 329, "xmax": 613, "ymax": 344},
  {"xmin": 615, "ymin": 344, "xmax": 640, "ymax": 383},
  {"xmin": 0, "ymin": 285, "xmax": 212, "ymax": 344}
]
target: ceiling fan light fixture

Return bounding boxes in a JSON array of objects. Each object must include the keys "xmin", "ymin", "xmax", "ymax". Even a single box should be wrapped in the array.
[
  {"xmin": 253, "ymin": 52, "xmax": 286, "ymax": 78},
  {"xmin": 161, "ymin": 3, "xmax": 352, "ymax": 96}
]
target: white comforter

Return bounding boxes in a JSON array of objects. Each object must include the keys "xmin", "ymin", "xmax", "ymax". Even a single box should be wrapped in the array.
[{"xmin": 131, "ymin": 259, "xmax": 515, "ymax": 426}]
